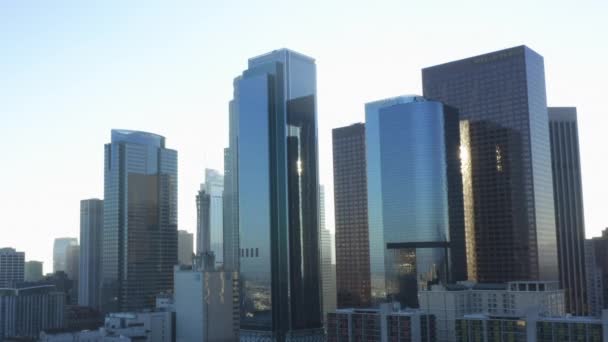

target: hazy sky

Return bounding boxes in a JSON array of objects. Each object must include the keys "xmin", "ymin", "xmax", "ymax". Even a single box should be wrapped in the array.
[{"xmin": 1, "ymin": 0, "xmax": 607, "ymax": 274}]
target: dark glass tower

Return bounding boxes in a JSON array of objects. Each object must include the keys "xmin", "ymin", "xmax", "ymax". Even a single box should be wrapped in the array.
[
  {"xmin": 548, "ymin": 107, "xmax": 587, "ymax": 314},
  {"xmin": 332, "ymin": 123, "xmax": 371, "ymax": 308},
  {"xmin": 234, "ymin": 49, "xmax": 323, "ymax": 341},
  {"xmin": 422, "ymin": 46, "xmax": 558, "ymax": 283},
  {"xmin": 79, "ymin": 199, "xmax": 103, "ymax": 308},
  {"xmin": 365, "ymin": 96, "xmax": 466, "ymax": 308},
  {"xmin": 100, "ymin": 130, "xmax": 177, "ymax": 312}
]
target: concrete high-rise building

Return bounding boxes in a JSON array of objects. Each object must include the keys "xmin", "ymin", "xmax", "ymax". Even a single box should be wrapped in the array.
[
  {"xmin": 585, "ymin": 239, "xmax": 604, "ymax": 317},
  {"xmin": 79, "ymin": 198, "xmax": 103, "ymax": 308},
  {"xmin": 177, "ymin": 230, "xmax": 194, "ymax": 266},
  {"xmin": 0, "ymin": 248, "xmax": 25, "ymax": 287},
  {"xmin": 24, "ymin": 261, "xmax": 43, "ymax": 282},
  {"xmin": 319, "ymin": 185, "xmax": 337, "ymax": 322},
  {"xmin": 65, "ymin": 245, "xmax": 79, "ymax": 281},
  {"xmin": 101, "ymin": 129, "xmax": 178, "ymax": 313},
  {"xmin": 53, "ymin": 238, "xmax": 77, "ymax": 273},
  {"xmin": 174, "ymin": 259, "xmax": 238, "ymax": 341},
  {"xmin": 0, "ymin": 284, "xmax": 65, "ymax": 340},
  {"xmin": 548, "ymin": 107, "xmax": 588, "ymax": 315},
  {"xmin": 588, "ymin": 229, "xmax": 608, "ymax": 316},
  {"xmin": 196, "ymin": 169, "xmax": 224, "ymax": 269},
  {"xmin": 332, "ymin": 123, "xmax": 371, "ymax": 308},
  {"xmin": 422, "ymin": 45, "xmax": 558, "ymax": 283},
  {"xmin": 365, "ymin": 96, "xmax": 466, "ymax": 308},
  {"xmin": 234, "ymin": 49, "xmax": 323, "ymax": 341}
]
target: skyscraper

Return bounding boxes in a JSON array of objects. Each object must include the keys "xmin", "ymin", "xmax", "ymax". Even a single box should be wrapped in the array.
[
  {"xmin": 53, "ymin": 238, "xmax": 77, "ymax": 273},
  {"xmin": 589, "ymin": 229, "xmax": 608, "ymax": 315},
  {"xmin": 65, "ymin": 244, "xmax": 79, "ymax": 302},
  {"xmin": 235, "ymin": 49, "xmax": 323, "ymax": 341},
  {"xmin": 196, "ymin": 169, "xmax": 224, "ymax": 269},
  {"xmin": 79, "ymin": 198, "xmax": 103, "ymax": 308},
  {"xmin": 319, "ymin": 185, "xmax": 337, "ymax": 322},
  {"xmin": 332, "ymin": 123, "xmax": 371, "ymax": 308},
  {"xmin": 101, "ymin": 129, "xmax": 178, "ymax": 312},
  {"xmin": 548, "ymin": 107, "xmax": 587, "ymax": 315},
  {"xmin": 24, "ymin": 261, "xmax": 43, "ymax": 282},
  {"xmin": 223, "ymin": 89, "xmax": 240, "ymax": 273},
  {"xmin": 422, "ymin": 45, "xmax": 558, "ymax": 283},
  {"xmin": 0, "ymin": 248, "xmax": 25, "ymax": 287},
  {"xmin": 178, "ymin": 230, "xmax": 194, "ymax": 265},
  {"xmin": 365, "ymin": 96, "xmax": 466, "ymax": 308}
]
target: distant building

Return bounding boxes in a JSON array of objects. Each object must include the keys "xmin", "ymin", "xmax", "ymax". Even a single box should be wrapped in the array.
[
  {"xmin": 65, "ymin": 245, "xmax": 79, "ymax": 282},
  {"xmin": 177, "ymin": 230, "xmax": 193, "ymax": 266},
  {"xmin": 0, "ymin": 248, "xmax": 25, "ymax": 287},
  {"xmin": 196, "ymin": 169, "xmax": 224, "ymax": 269},
  {"xmin": 174, "ymin": 259, "xmax": 238, "ymax": 342},
  {"xmin": 365, "ymin": 96, "xmax": 466, "ymax": 307},
  {"xmin": 79, "ymin": 198, "xmax": 103, "ymax": 309},
  {"xmin": 101, "ymin": 130, "xmax": 178, "ymax": 313},
  {"xmin": 327, "ymin": 303, "xmax": 436, "ymax": 342},
  {"xmin": 585, "ymin": 239, "xmax": 604, "ymax": 317},
  {"xmin": 24, "ymin": 260, "xmax": 43, "ymax": 282},
  {"xmin": 420, "ymin": 281, "xmax": 565, "ymax": 342},
  {"xmin": 53, "ymin": 238, "xmax": 77, "ymax": 273},
  {"xmin": 548, "ymin": 107, "xmax": 588, "ymax": 315},
  {"xmin": 423, "ymin": 45, "xmax": 558, "ymax": 283},
  {"xmin": 320, "ymin": 185, "xmax": 337, "ymax": 322},
  {"xmin": 588, "ymin": 230, "xmax": 608, "ymax": 316},
  {"xmin": 64, "ymin": 305, "xmax": 103, "ymax": 331},
  {"xmin": 332, "ymin": 123, "xmax": 371, "ymax": 308},
  {"xmin": 455, "ymin": 310, "xmax": 608, "ymax": 342},
  {"xmin": 0, "ymin": 284, "xmax": 65, "ymax": 340},
  {"xmin": 43, "ymin": 271, "xmax": 78, "ymax": 305},
  {"xmin": 104, "ymin": 311, "xmax": 174, "ymax": 342}
]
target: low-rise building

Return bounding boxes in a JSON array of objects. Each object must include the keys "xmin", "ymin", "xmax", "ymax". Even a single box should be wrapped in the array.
[{"xmin": 327, "ymin": 303, "xmax": 436, "ymax": 342}]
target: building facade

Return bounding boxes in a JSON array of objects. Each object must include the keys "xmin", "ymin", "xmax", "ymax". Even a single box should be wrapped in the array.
[
  {"xmin": 585, "ymin": 239, "xmax": 604, "ymax": 317},
  {"xmin": 101, "ymin": 129, "xmax": 178, "ymax": 313},
  {"xmin": 235, "ymin": 49, "xmax": 323, "ymax": 341},
  {"xmin": 548, "ymin": 107, "xmax": 587, "ymax": 315},
  {"xmin": 332, "ymin": 123, "xmax": 371, "ymax": 308},
  {"xmin": 365, "ymin": 96, "xmax": 466, "ymax": 308},
  {"xmin": 53, "ymin": 238, "xmax": 77, "ymax": 273},
  {"xmin": 588, "ymin": 230, "xmax": 608, "ymax": 316},
  {"xmin": 419, "ymin": 281, "xmax": 565, "ymax": 342},
  {"xmin": 422, "ymin": 45, "xmax": 558, "ymax": 283},
  {"xmin": 196, "ymin": 169, "xmax": 224, "ymax": 269},
  {"xmin": 24, "ymin": 260, "xmax": 43, "ymax": 282},
  {"xmin": 320, "ymin": 185, "xmax": 337, "ymax": 322},
  {"xmin": 177, "ymin": 230, "xmax": 193, "ymax": 266},
  {"xmin": 0, "ymin": 248, "xmax": 24, "ymax": 288},
  {"xmin": 223, "ymin": 87, "xmax": 240, "ymax": 273},
  {"xmin": 79, "ymin": 198, "xmax": 103, "ymax": 308}
]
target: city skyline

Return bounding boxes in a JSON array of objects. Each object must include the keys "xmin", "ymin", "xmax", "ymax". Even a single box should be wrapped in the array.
[{"xmin": 2, "ymin": 1, "xmax": 608, "ymax": 272}]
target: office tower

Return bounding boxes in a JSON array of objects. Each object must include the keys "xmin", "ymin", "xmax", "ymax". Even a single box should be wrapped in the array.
[
  {"xmin": 589, "ymin": 229, "xmax": 608, "ymax": 314},
  {"xmin": 101, "ymin": 129, "xmax": 178, "ymax": 313},
  {"xmin": 196, "ymin": 169, "xmax": 224, "ymax": 269},
  {"xmin": 423, "ymin": 45, "xmax": 558, "ymax": 283},
  {"xmin": 332, "ymin": 123, "xmax": 371, "ymax": 308},
  {"xmin": 24, "ymin": 261, "xmax": 43, "ymax": 282},
  {"xmin": 319, "ymin": 185, "xmax": 337, "ymax": 322},
  {"xmin": 234, "ymin": 49, "xmax": 323, "ymax": 341},
  {"xmin": 177, "ymin": 230, "xmax": 194, "ymax": 265},
  {"xmin": 548, "ymin": 107, "xmax": 588, "ymax": 315},
  {"xmin": 585, "ymin": 239, "xmax": 603, "ymax": 317},
  {"xmin": 174, "ymin": 258, "xmax": 238, "ymax": 341},
  {"xmin": 0, "ymin": 248, "xmax": 25, "ymax": 287},
  {"xmin": 0, "ymin": 284, "xmax": 65, "ymax": 340},
  {"xmin": 65, "ymin": 245, "xmax": 79, "ymax": 280},
  {"xmin": 53, "ymin": 238, "xmax": 77, "ymax": 273},
  {"xmin": 365, "ymin": 96, "xmax": 466, "ymax": 308},
  {"xmin": 79, "ymin": 198, "xmax": 103, "ymax": 308}
]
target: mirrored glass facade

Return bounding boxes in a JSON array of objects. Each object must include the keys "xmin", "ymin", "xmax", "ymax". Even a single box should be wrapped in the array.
[
  {"xmin": 235, "ymin": 49, "xmax": 323, "ymax": 341},
  {"xmin": 423, "ymin": 46, "xmax": 558, "ymax": 283},
  {"xmin": 196, "ymin": 169, "xmax": 224, "ymax": 269},
  {"xmin": 101, "ymin": 129, "xmax": 177, "ymax": 313},
  {"xmin": 79, "ymin": 199, "xmax": 103, "ymax": 308},
  {"xmin": 365, "ymin": 96, "xmax": 466, "ymax": 307}
]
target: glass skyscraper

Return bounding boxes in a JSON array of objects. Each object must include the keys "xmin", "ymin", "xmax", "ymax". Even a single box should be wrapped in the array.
[
  {"xmin": 53, "ymin": 238, "xmax": 77, "ymax": 273},
  {"xmin": 196, "ymin": 168, "xmax": 224, "ymax": 269},
  {"xmin": 79, "ymin": 198, "xmax": 103, "ymax": 309},
  {"xmin": 234, "ymin": 49, "xmax": 323, "ymax": 341},
  {"xmin": 332, "ymin": 123, "xmax": 371, "ymax": 308},
  {"xmin": 549, "ymin": 107, "xmax": 587, "ymax": 315},
  {"xmin": 100, "ymin": 129, "xmax": 178, "ymax": 313},
  {"xmin": 365, "ymin": 96, "xmax": 466, "ymax": 308},
  {"xmin": 422, "ymin": 46, "xmax": 559, "ymax": 283},
  {"xmin": 223, "ymin": 83, "xmax": 240, "ymax": 273}
]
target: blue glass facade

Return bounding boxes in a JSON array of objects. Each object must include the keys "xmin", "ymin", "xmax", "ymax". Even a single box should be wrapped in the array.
[
  {"xmin": 422, "ymin": 46, "xmax": 558, "ymax": 283},
  {"xmin": 366, "ymin": 96, "xmax": 466, "ymax": 307},
  {"xmin": 235, "ymin": 49, "xmax": 323, "ymax": 341},
  {"xmin": 101, "ymin": 129, "xmax": 177, "ymax": 312}
]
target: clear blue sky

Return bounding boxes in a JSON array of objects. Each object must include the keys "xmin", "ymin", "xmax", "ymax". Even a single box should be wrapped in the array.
[{"xmin": 1, "ymin": 0, "xmax": 607, "ymax": 273}]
